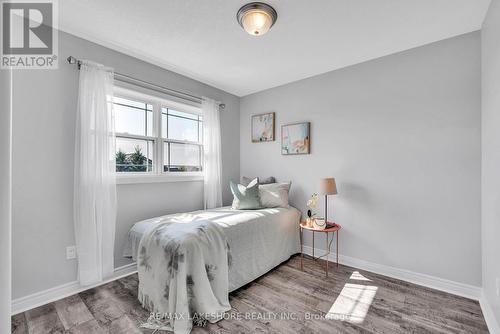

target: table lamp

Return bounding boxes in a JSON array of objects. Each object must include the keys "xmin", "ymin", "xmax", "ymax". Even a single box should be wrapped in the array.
[{"xmin": 320, "ymin": 177, "xmax": 338, "ymax": 225}]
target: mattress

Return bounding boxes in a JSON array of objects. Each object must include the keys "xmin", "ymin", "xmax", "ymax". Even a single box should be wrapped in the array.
[{"xmin": 124, "ymin": 206, "xmax": 301, "ymax": 292}]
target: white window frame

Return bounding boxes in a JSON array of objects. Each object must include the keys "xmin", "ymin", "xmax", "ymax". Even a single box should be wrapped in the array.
[{"xmin": 114, "ymin": 86, "xmax": 203, "ymax": 184}]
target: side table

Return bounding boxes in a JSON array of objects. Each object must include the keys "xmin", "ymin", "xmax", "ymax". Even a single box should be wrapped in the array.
[{"xmin": 299, "ymin": 221, "xmax": 341, "ymax": 277}]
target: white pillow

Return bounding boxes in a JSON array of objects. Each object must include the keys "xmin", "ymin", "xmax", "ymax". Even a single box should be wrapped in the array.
[{"xmin": 259, "ymin": 182, "xmax": 291, "ymax": 208}]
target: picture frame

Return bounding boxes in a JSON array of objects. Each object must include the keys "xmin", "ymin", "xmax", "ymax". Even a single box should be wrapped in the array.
[
  {"xmin": 281, "ymin": 122, "xmax": 310, "ymax": 155},
  {"xmin": 251, "ymin": 112, "xmax": 275, "ymax": 142}
]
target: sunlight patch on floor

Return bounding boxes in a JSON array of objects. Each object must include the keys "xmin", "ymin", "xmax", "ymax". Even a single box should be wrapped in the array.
[
  {"xmin": 325, "ymin": 283, "xmax": 378, "ymax": 324},
  {"xmin": 349, "ymin": 271, "xmax": 371, "ymax": 281}
]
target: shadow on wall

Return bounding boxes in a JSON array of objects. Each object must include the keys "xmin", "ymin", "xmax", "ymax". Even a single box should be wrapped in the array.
[
  {"xmin": 289, "ymin": 185, "xmax": 307, "ymax": 220},
  {"xmin": 299, "ymin": 180, "xmax": 387, "ymax": 261},
  {"xmin": 335, "ymin": 181, "xmax": 395, "ymax": 264},
  {"xmin": 338, "ymin": 182, "xmax": 374, "ymax": 212}
]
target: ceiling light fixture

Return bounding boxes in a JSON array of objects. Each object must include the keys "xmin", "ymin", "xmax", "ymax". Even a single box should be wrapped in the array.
[{"xmin": 237, "ymin": 2, "xmax": 277, "ymax": 36}]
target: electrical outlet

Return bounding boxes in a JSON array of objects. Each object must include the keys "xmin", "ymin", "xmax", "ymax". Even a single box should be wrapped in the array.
[
  {"xmin": 66, "ymin": 246, "xmax": 76, "ymax": 260},
  {"xmin": 496, "ymin": 277, "xmax": 499, "ymax": 298}
]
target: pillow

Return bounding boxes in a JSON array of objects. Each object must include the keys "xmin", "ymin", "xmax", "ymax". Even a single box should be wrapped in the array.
[
  {"xmin": 230, "ymin": 178, "xmax": 262, "ymax": 210},
  {"xmin": 260, "ymin": 176, "xmax": 276, "ymax": 185},
  {"xmin": 241, "ymin": 176, "xmax": 276, "ymax": 186},
  {"xmin": 259, "ymin": 182, "xmax": 291, "ymax": 208}
]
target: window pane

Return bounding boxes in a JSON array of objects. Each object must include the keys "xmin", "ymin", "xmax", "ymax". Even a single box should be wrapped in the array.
[
  {"xmin": 168, "ymin": 115, "xmax": 199, "ymax": 142},
  {"xmin": 164, "ymin": 142, "xmax": 201, "ymax": 172},
  {"xmin": 169, "ymin": 109, "xmax": 199, "ymax": 120},
  {"xmin": 146, "ymin": 111, "xmax": 153, "ymax": 137},
  {"xmin": 114, "ymin": 96, "xmax": 152, "ymax": 110},
  {"xmin": 199, "ymin": 122, "xmax": 203, "ymax": 144},
  {"xmin": 114, "ymin": 97, "xmax": 153, "ymax": 136},
  {"xmin": 161, "ymin": 109, "xmax": 168, "ymax": 139},
  {"xmin": 116, "ymin": 137, "xmax": 154, "ymax": 172},
  {"xmin": 161, "ymin": 108, "xmax": 201, "ymax": 142}
]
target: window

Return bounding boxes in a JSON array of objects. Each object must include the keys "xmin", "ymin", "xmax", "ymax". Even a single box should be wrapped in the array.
[
  {"xmin": 162, "ymin": 108, "xmax": 203, "ymax": 172},
  {"xmin": 113, "ymin": 88, "xmax": 203, "ymax": 180},
  {"xmin": 114, "ymin": 97, "xmax": 154, "ymax": 173}
]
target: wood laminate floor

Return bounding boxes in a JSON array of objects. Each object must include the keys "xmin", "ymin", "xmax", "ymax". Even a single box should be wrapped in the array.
[{"xmin": 12, "ymin": 255, "xmax": 489, "ymax": 334}]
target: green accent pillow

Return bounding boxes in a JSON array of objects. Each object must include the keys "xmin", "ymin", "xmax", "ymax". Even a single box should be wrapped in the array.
[{"xmin": 230, "ymin": 178, "xmax": 262, "ymax": 210}]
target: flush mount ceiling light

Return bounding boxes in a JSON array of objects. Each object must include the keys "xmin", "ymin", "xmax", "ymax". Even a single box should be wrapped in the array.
[{"xmin": 237, "ymin": 2, "xmax": 277, "ymax": 36}]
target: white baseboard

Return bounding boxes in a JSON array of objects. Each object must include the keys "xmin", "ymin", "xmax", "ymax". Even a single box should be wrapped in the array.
[
  {"xmin": 11, "ymin": 263, "xmax": 137, "ymax": 315},
  {"xmin": 302, "ymin": 246, "xmax": 482, "ymax": 300},
  {"xmin": 479, "ymin": 294, "xmax": 500, "ymax": 334}
]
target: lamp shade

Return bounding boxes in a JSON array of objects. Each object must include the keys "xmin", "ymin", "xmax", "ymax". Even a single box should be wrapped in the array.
[{"xmin": 320, "ymin": 177, "xmax": 337, "ymax": 195}]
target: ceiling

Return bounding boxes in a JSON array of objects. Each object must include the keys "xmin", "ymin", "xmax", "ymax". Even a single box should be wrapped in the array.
[{"xmin": 59, "ymin": 0, "xmax": 491, "ymax": 97}]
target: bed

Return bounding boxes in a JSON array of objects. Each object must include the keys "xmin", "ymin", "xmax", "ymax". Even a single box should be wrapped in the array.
[
  {"xmin": 123, "ymin": 205, "xmax": 301, "ymax": 333},
  {"xmin": 124, "ymin": 206, "xmax": 301, "ymax": 292}
]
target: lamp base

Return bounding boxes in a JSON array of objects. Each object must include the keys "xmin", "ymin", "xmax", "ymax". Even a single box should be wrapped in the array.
[
  {"xmin": 326, "ymin": 222, "xmax": 336, "ymax": 229},
  {"xmin": 324, "ymin": 194, "xmax": 328, "ymax": 226}
]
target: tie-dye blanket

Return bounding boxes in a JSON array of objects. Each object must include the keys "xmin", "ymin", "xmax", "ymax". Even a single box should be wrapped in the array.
[{"xmin": 137, "ymin": 218, "xmax": 231, "ymax": 334}]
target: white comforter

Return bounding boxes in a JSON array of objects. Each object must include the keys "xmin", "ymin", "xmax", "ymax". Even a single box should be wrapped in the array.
[
  {"xmin": 124, "ymin": 206, "xmax": 301, "ymax": 293},
  {"xmin": 138, "ymin": 218, "xmax": 231, "ymax": 334}
]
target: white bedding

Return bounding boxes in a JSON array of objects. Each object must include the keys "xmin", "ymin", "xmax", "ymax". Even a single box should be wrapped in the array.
[
  {"xmin": 138, "ymin": 218, "xmax": 231, "ymax": 333},
  {"xmin": 124, "ymin": 206, "xmax": 301, "ymax": 292}
]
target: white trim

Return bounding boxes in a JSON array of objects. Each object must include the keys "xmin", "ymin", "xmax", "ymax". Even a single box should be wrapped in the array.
[
  {"xmin": 480, "ymin": 294, "xmax": 500, "ymax": 334},
  {"xmin": 114, "ymin": 85, "xmax": 202, "ymax": 115},
  {"xmin": 117, "ymin": 173, "xmax": 203, "ymax": 185},
  {"xmin": 113, "ymin": 86, "xmax": 204, "ymax": 182},
  {"xmin": 302, "ymin": 246, "xmax": 482, "ymax": 300},
  {"xmin": 11, "ymin": 263, "xmax": 137, "ymax": 315}
]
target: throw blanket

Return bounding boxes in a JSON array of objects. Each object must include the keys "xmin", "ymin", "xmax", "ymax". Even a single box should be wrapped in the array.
[{"xmin": 137, "ymin": 218, "xmax": 232, "ymax": 334}]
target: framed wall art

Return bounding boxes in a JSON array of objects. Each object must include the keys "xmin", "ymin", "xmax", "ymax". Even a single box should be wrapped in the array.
[
  {"xmin": 251, "ymin": 112, "xmax": 275, "ymax": 142},
  {"xmin": 281, "ymin": 122, "xmax": 310, "ymax": 155}
]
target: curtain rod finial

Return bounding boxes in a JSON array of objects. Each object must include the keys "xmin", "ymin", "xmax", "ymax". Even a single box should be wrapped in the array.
[{"xmin": 67, "ymin": 56, "xmax": 81, "ymax": 69}]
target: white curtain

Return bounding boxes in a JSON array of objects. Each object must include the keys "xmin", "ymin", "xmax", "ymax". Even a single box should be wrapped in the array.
[
  {"xmin": 74, "ymin": 60, "xmax": 116, "ymax": 286},
  {"xmin": 202, "ymin": 97, "xmax": 223, "ymax": 209}
]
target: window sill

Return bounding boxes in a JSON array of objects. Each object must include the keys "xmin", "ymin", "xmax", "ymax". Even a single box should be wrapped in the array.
[{"xmin": 116, "ymin": 173, "xmax": 203, "ymax": 185}]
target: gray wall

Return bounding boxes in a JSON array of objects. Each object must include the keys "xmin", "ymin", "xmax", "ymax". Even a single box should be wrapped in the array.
[
  {"xmin": 0, "ymin": 69, "xmax": 12, "ymax": 330},
  {"xmin": 240, "ymin": 32, "xmax": 482, "ymax": 286},
  {"xmin": 11, "ymin": 27, "xmax": 484, "ymax": 301},
  {"xmin": 481, "ymin": 0, "xmax": 500, "ymax": 326},
  {"xmin": 12, "ymin": 31, "xmax": 240, "ymax": 299}
]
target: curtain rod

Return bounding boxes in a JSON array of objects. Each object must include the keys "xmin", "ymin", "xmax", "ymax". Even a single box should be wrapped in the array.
[{"xmin": 66, "ymin": 56, "xmax": 225, "ymax": 110}]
